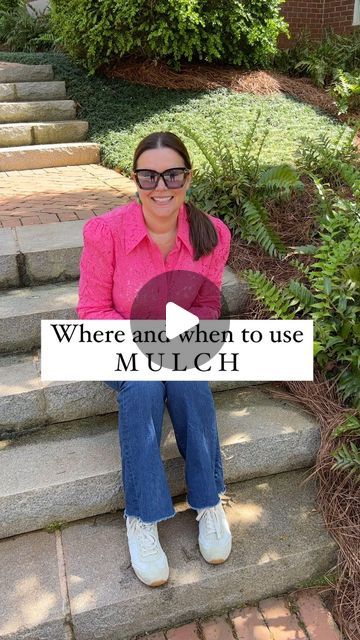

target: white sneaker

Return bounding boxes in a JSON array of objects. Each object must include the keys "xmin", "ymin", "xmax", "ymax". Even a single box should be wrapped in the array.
[
  {"xmin": 196, "ymin": 501, "xmax": 232, "ymax": 564},
  {"xmin": 126, "ymin": 516, "xmax": 169, "ymax": 587}
]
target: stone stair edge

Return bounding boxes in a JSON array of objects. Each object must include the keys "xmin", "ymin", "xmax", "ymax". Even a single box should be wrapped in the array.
[
  {"xmin": 0, "ymin": 218, "xmax": 247, "ymax": 291},
  {"xmin": 0, "ymin": 269, "xmax": 247, "ymax": 352},
  {"xmin": 0, "ymin": 141, "xmax": 100, "ymax": 171},
  {"xmin": 0, "ymin": 62, "xmax": 54, "ymax": 83},
  {"xmin": 0, "ymin": 388, "xmax": 320, "ymax": 538},
  {"xmin": 0, "ymin": 81, "xmax": 66, "ymax": 103},
  {"xmin": 0, "ymin": 347, "xmax": 272, "ymax": 435},
  {"xmin": 0, "ymin": 468, "xmax": 337, "ymax": 640},
  {"xmin": 0, "ymin": 121, "xmax": 90, "ymax": 147}
]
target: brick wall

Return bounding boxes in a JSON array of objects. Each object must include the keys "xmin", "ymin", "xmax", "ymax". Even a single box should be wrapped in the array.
[{"xmin": 279, "ymin": 0, "xmax": 358, "ymax": 46}]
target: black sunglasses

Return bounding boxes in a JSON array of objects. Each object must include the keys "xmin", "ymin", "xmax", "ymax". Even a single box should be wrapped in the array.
[{"xmin": 134, "ymin": 167, "xmax": 190, "ymax": 190}]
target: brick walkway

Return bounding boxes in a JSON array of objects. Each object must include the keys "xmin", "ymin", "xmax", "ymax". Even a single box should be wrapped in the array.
[
  {"xmin": 138, "ymin": 591, "xmax": 342, "ymax": 640},
  {"xmin": 0, "ymin": 164, "xmax": 135, "ymax": 228}
]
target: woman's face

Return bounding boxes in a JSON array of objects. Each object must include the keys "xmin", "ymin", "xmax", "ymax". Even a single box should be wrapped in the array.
[{"xmin": 132, "ymin": 147, "xmax": 191, "ymax": 221}]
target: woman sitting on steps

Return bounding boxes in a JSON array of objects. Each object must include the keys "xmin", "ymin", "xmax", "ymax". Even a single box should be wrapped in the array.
[{"xmin": 77, "ymin": 131, "xmax": 232, "ymax": 587}]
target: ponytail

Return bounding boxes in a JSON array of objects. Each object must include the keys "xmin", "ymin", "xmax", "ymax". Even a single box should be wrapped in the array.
[{"xmin": 186, "ymin": 201, "xmax": 218, "ymax": 261}]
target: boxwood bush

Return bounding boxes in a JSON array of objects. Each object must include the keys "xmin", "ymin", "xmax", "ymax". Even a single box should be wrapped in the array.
[{"xmin": 50, "ymin": 0, "xmax": 288, "ymax": 73}]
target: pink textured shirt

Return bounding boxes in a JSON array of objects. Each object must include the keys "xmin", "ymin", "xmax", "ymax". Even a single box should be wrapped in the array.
[{"xmin": 77, "ymin": 200, "xmax": 231, "ymax": 320}]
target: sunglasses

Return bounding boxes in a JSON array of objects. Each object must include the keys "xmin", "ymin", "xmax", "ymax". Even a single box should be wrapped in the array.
[{"xmin": 134, "ymin": 167, "xmax": 190, "ymax": 190}]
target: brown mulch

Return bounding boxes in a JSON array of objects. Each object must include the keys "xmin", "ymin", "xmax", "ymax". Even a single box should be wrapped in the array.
[
  {"xmin": 227, "ymin": 178, "xmax": 359, "ymax": 640},
  {"xmin": 104, "ymin": 58, "xmax": 341, "ymax": 118}
]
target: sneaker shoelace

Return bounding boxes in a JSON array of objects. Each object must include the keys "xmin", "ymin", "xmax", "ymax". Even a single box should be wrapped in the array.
[
  {"xmin": 196, "ymin": 506, "xmax": 223, "ymax": 540},
  {"xmin": 129, "ymin": 519, "xmax": 160, "ymax": 557}
]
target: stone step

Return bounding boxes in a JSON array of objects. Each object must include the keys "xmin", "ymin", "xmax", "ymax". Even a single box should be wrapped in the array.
[
  {"xmin": 0, "ymin": 352, "xmax": 256, "ymax": 437},
  {"xmin": 0, "ymin": 81, "xmax": 66, "ymax": 103},
  {"xmin": 0, "ymin": 469, "xmax": 337, "ymax": 640},
  {"xmin": 0, "ymin": 120, "xmax": 89, "ymax": 147},
  {"xmin": 0, "ymin": 387, "xmax": 319, "ymax": 538},
  {"xmin": 0, "ymin": 219, "xmax": 249, "ymax": 295},
  {"xmin": 0, "ymin": 99, "xmax": 76, "ymax": 123},
  {"xmin": 0, "ymin": 268, "xmax": 246, "ymax": 352},
  {"xmin": 0, "ymin": 61, "xmax": 53, "ymax": 83},
  {"xmin": 0, "ymin": 142, "xmax": 100, "ymax": 171}
]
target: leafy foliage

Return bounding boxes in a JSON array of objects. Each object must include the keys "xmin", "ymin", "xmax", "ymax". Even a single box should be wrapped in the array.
[
  {"xmin": 244, "ymin": 133, "xmax": 360, "ymax": 475},
  {"xmin": 0, "ymin": 0, "xmax": 55, "ymax": 52},
  {"xmin": 297, "ymin": 127, "xmax": 360, "ymax": 192},
  {"xmin": 275, "ymin": 29, "xmax": 360, "ymax": 86},
  {"xmin": 330, "ymin": 69, "xmax": 360, "ymax": 115},
  {"xmin": 181, "ymin": 113, "xmax": 303, "ymax": 257},
  {"xmin": 49, "ymin": 0, "xmax": 288, "ymax": 73}
]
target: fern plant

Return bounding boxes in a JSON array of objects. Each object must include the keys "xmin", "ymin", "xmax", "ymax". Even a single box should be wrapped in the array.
[
  {"xmin": 0, "ymin": 0, "xmax": 55, "ymax": 52},
  {"xmin": 276, "ymin": 29, "xmax": 360, "ymax": 87},
  {"xmin": 331, "ymin": 69, "xmax": 360, "ymax": 115},
  {"xmin": 244, "ymin": 194, "xmax": 360, "ymax": 411},
  {"xmin": 181, "ymin": 113, "xmax": 303, "ymax": 258},
  {"xmin": 244, "ymin": 132, "xmax": 360, "ymax": 475},
  {"xmin": 297, "ymin": 127, "xmax": 360, "ymax": 194}
]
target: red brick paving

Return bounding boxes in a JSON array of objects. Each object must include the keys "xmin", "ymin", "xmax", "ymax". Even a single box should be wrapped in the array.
[
  {"xmin": 230, "ymin": 606, "xmax": 271, "ymax": 639},
  {"xmin": 0, "ymin": 164, "xmax": 135, "ymax": 228},
  {"xmin": 259, "ymin": 597, "xmax": 307, "ymax": 639},
  {"xmin": 296, "ymin": 593, "xmax": 342, "ymax": 640},
  {"xmin": 136, "ymin": 590, "xmax": 343, "ymax": 640}
]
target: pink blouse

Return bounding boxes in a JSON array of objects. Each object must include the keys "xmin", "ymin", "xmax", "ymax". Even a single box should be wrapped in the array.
[{"xmin": 77, "ymin": 200, "xmax": 231, "ymax": 321}]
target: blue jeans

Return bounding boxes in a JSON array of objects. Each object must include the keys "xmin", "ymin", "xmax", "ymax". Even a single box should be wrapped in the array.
[{"xmin": 106, "ymin": 381, "xmax": 226, "ymax": 524}]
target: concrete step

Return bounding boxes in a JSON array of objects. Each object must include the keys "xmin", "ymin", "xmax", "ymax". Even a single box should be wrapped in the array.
[
  {"xmin": 0, "ymin": 142, "xmax": 100, "ymax": 171},
  {"xmin": 0, "ymin": 218, "xmax": 249, "ymax": 294},
  {"xmin": 0, "ymin": 352, "xmax": 257, "ymax": 436},
  {"xmin": 0, "ymin": 469, "xmax": 337, "ymax": 640},
  {"xmin": 0, "ymin": 61, "xmax": 53, "ymax": 83},
  {"xmin": 0, "ymin": 120, "xmax": 89, "ymax": 147},
  {"xmin": 0, "ymin": 99, "xmax": 76, "ymax": 123},
  {"xmin": 0, "ymin": 387, "xmax": 319, "ymax": 538},
  {"xmin": 0, "ymin": 268, "xmax": 247, "ymax": 353},
  {"xmin": 0, "ymin": 81, "xmax": 66, "ymax": 103}
]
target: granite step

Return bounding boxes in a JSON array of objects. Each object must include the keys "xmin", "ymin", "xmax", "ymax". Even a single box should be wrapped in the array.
[
  {"xmin": 0, "ymin": 352, "xmax": 261, "ymax": 437},
  {"xmin": 0, "ymin": 387, "xmax": 319, "ymax": 538},
  {"xmin": 0, "ymin": 120, "xmax": 89, "ymax": 147},
  {"xmin": 0, "ymin": 224, "xmax": 250, "ymax": 308},
  {"xmin": 0, "ymin": 142, "xmax": 100, "ymax": 171},
  {"xmin": 0, "ymin": 469, "xmax": 337, "ymax": 640},
  {"xmin": 0, "ymin": 99, "xmax": 76, "ymax": 123},
  {"xmin": 0, "ymin": 81, "xmax": 66, "ymax": 103},
  {"xmin": 0, "ymin": 267, "xmax": 247, "ymax": 352},
  {"xmin": 0, "ymin": 61, "xmax": 53, "ymax": 83}
]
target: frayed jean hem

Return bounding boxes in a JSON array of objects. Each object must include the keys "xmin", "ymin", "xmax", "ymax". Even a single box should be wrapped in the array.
[
  {"xmin": 187, "ymin": 485, "xmax": 227, "ymax": 512},
  {"xmin": 123, "ymin": 509, "xmax": 177, "ymax": 525}
]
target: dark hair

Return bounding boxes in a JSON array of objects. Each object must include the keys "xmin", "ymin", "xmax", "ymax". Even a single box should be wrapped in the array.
[{"xmin": 133, "ymin": 131, "xmax": 218, "ymax": 260}]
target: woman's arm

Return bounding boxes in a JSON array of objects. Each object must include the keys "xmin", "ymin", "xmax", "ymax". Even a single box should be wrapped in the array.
[
  {"xmin": 189, "ymin": 218, "xmax": 231, "ymax": 320},
  {"xmin": 77, "ymin": 217, "xmax": 125, "ymax": 320}
]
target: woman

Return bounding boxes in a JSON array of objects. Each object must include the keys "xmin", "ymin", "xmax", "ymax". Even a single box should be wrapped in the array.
[{"xmin": 77, "ymin": 131, "xmax": 232, "ymax": 588}]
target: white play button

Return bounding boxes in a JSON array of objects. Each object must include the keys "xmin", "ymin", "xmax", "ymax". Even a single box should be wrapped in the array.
[{"xmin": 165, "ymin": 302, "xmax": 199, "ymax": 340}]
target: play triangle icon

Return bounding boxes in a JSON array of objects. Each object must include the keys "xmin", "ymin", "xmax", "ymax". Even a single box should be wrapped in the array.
[{"xmin": 165, "ymin": 302, "xmax": 199, "ymax": 340}]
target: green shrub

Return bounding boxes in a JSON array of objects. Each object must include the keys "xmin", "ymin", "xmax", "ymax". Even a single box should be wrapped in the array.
[
  {"xmin": 0, "ymin": 0, "xmax": 55, "ymax": 52},
  {"xmin": 50, "ymin": 0, "xmax": 288, "ymax": 73}
]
